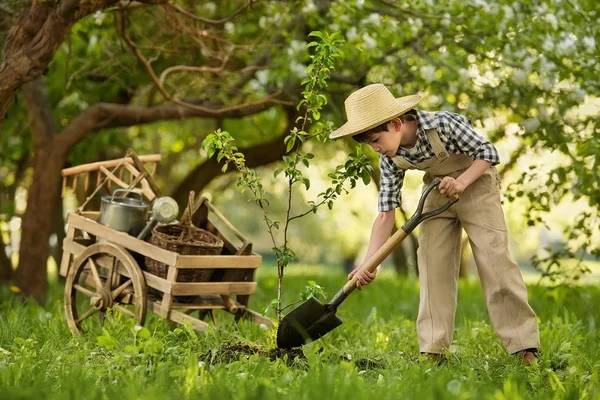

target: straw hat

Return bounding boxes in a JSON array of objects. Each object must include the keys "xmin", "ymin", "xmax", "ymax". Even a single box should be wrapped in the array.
[{"xmin": 329, "ymin": 84, "xmax": 422, "ymax": 139}]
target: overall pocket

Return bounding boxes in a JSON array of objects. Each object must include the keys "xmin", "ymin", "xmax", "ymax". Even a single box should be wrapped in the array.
[{"xmin": 471, "ymin": 169, "xmax": 507, "ymax": 231}]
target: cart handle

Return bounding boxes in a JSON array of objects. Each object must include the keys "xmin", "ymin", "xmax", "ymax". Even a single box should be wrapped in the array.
[{"xmin": 199, "ymin": 197, "xmax": 252, "ymax": 253}]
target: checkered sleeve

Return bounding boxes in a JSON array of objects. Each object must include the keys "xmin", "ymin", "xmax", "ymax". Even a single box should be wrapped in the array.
[
  {"xmin": 378, "ymin": 156, "xmax": 404, "ymax": 211},
  {"xmin": 437, "ymin": 111, "xmax": 500, "ymax": 165}
]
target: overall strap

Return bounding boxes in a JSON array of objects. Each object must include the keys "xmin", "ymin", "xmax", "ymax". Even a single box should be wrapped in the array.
[
  {"xmin": 426, "ymin": 129, "xmax": 449, "ymax": 161},
  {"xmin": 391, "ymin": 155, "xmax": 414, "ymax": 170}
]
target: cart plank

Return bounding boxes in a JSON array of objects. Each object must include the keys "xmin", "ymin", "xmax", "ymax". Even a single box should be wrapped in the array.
[
  {"xmin": 80, "ymin": 211, "xmax": 100, "ymax": 220},
  {"xmin": 176, "ymin": 255, "xmax": 261, "ymax": 269},
  {"xmin": 236, "ymin": 308, "xmax": 274, "ymax": 328},
  {"xmin": 61, "ymin": 155, "xmax": 161, "ymax": 176},
  {"xmin": 160, "ymin": 266, "xmax": 178, "ymax": 316},
  {"xmin": 169, "ymin": 309, "xmax": 210, "ymax": 331},
  {"xmin": 67, "ymin": 213, "xmax": 177, "ymax": 267},
  {"xmin": 172, "ymin": 282, "xmax": 256, "ymax": 296},
  {"xmin": 142, "ymin": 271, "xmax": 171, "ymax": 294},
  {"xmin": 60, "ymin": 225, "xmax": 76, "ymax": 277},
  {"xmin": 62, "ymin": 238, "xmax": 86, "ymax": 258},
  {"xmin": 150, "ymin": 301, "xmax": 210, "ymax": 331}
]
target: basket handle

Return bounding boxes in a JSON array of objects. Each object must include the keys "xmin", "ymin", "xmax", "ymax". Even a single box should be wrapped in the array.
[
  {"xmin": 179, "ymin": 191, "xmax": 196, "ymax": 225},
  {"xmin": 187, "ymin": 191, "xmax": 195, "ymax": 226}
]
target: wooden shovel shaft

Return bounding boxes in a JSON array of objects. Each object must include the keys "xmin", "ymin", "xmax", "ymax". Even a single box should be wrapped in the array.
[
  {"xmin": 339, "ymin": 191, "xmax": 458, "ymax": 297},
  {"xmin": 342, "ymin": 228, "xmax": 408, "ymax": 295}
]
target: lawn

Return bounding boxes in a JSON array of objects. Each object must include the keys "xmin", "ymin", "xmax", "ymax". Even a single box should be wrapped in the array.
[{"xmin": 1, "ymin": 265, "xmax": 599, "ymax": 399}]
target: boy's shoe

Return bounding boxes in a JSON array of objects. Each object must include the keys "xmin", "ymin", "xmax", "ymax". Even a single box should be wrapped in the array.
[
  {"xmin": 516, "ymin": 348, "xmax": 538, "ymax": 365},
  {"xmin": 420, "ymin": 352, "xmax": 447, "ymax": 365}
]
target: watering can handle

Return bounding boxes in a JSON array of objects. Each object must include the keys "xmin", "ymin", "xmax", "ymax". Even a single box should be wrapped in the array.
[
  {"xmin": 339, "ymin": 177, "xmax": 458, "ymax": 297},
  {"xmin": 112, "ymin": 188, "xmax": 143, "ymax": 202}
]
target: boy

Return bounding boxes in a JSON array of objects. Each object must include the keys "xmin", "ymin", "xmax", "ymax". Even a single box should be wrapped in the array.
[{"xmin": 330, "ymin": 84, "xmax": 540, "ymax": 364}]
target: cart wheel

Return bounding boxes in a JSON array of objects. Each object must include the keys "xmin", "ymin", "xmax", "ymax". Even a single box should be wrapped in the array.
[{"xmin": 64, "ymin": 242, "xmax": 147, "ymax": 336}]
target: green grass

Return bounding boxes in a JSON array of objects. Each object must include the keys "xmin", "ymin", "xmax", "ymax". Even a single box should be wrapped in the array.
[{"xmin": 1, "ymin": 265, "xmax": 599, "ymax": 399}]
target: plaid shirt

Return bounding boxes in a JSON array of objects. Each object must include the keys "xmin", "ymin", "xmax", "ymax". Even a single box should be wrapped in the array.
[{"xmin": 378, "ymin": 109, "xmax": 500, "ymax": 211}]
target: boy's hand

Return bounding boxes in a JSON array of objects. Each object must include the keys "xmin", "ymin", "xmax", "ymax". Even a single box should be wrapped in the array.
[
  {"xmin": 348, "ymin": 267, "xmax": 377, "ymax": 290},
  {"xmin": 438, "ymin": 176, "xmax": 467, "ymax": 197}
]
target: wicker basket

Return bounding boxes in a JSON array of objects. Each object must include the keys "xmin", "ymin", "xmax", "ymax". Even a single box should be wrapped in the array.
[{"xmin": 146, "ymin": 224, "xmax": 224, "ymax": 301}]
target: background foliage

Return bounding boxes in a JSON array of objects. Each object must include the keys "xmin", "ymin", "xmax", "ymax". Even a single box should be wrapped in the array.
[{"xmin": 0, "ymin": 0, "xmax": 598, "ymax": 294}]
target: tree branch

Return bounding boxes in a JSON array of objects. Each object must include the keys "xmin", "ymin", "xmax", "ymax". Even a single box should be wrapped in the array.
[
  {"xmin": 55, "ymin": 96, "xmax": 287, "ymax": 153},
  {"xmin": 166, "ymin": 1, "xmax": 258, "ymax": 25},
  {"xmin": 117, "ymin": 8, "xmax": 292, "ymax": 115},
  {"xmin": 0, "ymin": 1, "xmax": 125, "ymax": 125}
]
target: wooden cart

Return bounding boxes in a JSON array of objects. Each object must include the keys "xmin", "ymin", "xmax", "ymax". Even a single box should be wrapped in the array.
[{"xmin": 59, "ymin": 154, "xmax": 273, "ymax": 335}]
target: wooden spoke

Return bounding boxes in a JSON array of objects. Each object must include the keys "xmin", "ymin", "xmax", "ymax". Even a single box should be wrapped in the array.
[
  {"xmin": 86, "ymin": 258, "xmax": 103, "ymax": 289},
  {"xmin": 112, "ymin": 279, "xmax": 132, "ymax": 298},
  {"xmin": 65, "ymin": 243, "xmax": 146, "ymax": 336},
  {"xmin": 105, "ymin": 257, "xmax": 116, "ymax": 290},
  {"xmin": 74, "ymin": 284, "xmax": 95, "ymax": 298},
  {"xmin": 115, "ymin": 305, "xmax": 136, "ymax": 318},
  {"xmin": 76, "ymin": 307, "xmax": 96, "ymax": 324}
]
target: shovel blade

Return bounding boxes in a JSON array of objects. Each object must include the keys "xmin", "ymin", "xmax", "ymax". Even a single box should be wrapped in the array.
[{"xmin": 276, "ymin": 296, "xmax": 343, "ymax": 349}]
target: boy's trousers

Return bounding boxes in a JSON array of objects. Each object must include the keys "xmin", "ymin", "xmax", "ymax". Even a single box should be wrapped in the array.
[{"xmin": 393, "ymin": 129, "xmax": 540, "ymax": 354}]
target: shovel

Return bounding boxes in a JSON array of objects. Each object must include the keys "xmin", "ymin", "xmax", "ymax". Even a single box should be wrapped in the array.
[{"xmin": 276, "ymin": 177, "xmax": 459, "ymax": 349}]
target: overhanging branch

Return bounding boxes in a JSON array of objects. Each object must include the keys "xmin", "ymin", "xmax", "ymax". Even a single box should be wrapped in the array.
[
  {"xmin": 166, "ymin": 1, "xmax": 258, "ymax": 25},
  {"xmin": 117, "ymin": 7, "xmax": 291, "ymax": 115},
  {"xmin": 55, "ymin": 97, "xmax": 286, "ymax": 153}
]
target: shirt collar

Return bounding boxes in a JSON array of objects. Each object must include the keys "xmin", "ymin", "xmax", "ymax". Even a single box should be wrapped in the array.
[
  {"xmin": 391, "ymin": 109, "xmax": 436, "ymax": 157},
  {"xmin": 415, "ymin": 109, "xmax": 437, "ymax": 131}
]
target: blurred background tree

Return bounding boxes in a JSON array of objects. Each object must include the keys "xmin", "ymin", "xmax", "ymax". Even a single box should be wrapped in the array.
[{"xmin": 0, "ymin": 0, "xmax": 598, "ymax": 302}]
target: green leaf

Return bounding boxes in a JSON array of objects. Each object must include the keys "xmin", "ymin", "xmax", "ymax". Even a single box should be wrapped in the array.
[
  {"xmin": 124, "ymin": 345, "xmax": 139, "ymax": 354},
  {"xmin": 137, "ymin": 327, "xmax": 151, "ymax": 339},
  {"xmin": 361, "ymin": 170, "xmax": 371, "ymax": 185},
  {"xmin": 302, "ymin": 178, "xmax": 310, "ymax": 190},
  {"xmin": 286, "ymin": 137, "xmax": 296, "ymax": 153},
  {"xmin": 96, "ymin": 335, "xmax": 116, "ymax": 349}
]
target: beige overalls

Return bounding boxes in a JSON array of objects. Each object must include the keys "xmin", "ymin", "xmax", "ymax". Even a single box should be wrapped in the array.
[{"xmin": 392, "ymin": 129, "xmax": 540, "ymax": 354}]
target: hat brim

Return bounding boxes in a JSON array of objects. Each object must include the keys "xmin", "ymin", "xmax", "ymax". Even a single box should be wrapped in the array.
[{"xmin": 329, "ymin": 94, "xmax": 422, "ymax": 140}]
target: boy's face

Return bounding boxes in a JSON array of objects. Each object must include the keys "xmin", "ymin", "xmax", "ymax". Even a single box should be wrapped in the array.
[{"xmin": 364, "ymin": 120, "xmax": 402, "ymax": 157}]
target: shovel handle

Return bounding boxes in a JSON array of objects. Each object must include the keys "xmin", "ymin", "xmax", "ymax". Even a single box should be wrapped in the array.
[{"xmin": 339, "ymin": 177, "xmax": 458, "ymax": 298}]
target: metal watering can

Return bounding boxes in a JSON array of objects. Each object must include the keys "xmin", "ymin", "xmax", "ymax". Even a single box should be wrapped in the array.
[{"xmin": 99, "ymin": 189, "xmax": 149, "ymax": 237}]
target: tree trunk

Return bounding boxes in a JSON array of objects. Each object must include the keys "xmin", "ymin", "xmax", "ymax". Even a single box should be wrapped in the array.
[
  {"xmin": 391, "ymin": 225, "xmax": 409, "ymax": 275},
  {"xmin": 342, "ymin": 255, "xmax": 356, "ymax": 274},
  {"xmin": 13, "ymin": 77, "xmax": 62, "ymax": 304},
  {"xmin": 0, "ymin": 234, "xmax": 12, "ymax": 283},
  {"xmin": 50, "ymin": 198, "xmax": 66, "ymax": 272}
]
